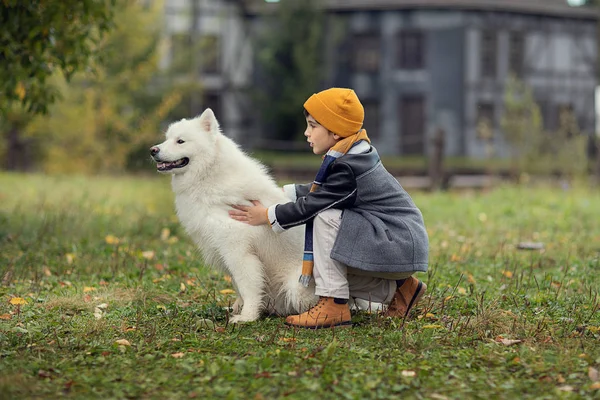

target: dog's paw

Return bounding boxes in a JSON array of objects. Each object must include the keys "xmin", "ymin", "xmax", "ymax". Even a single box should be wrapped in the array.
[
  {"xmin": 231, "ymin": 297, "xmax": 244, "ymax": 314},
  {"xmin": 229, "ymin": 313, "xmax": 259, "ymax": 324}
]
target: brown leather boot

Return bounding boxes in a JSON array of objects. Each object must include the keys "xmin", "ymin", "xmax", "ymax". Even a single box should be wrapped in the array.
[
  {"xmin": 285, "ymin": 297, "xmax": 351, "ymax": 329},
  {"xmin": 383, "ymin": 277, "xmax": 427, "ymax": 318}
]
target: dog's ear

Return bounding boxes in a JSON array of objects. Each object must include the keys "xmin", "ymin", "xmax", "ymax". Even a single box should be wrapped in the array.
[{"xmin": 196, "ymin": 108, "xmax": 218, "ymax": 133}]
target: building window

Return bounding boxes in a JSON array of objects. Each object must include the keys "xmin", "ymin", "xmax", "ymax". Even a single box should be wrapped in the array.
[
  {"xmin": 200, "ymin": 35, "xmax": 220, "ymax": 74},
  {"xmin": 480, "ymin": 30, "xmax": 497, "ymax": 78},
  {"xmin": 398, "ymin": 31, "xmax": 425, "ymax": 70},
  {"xmin": 400, "ymin": 96, "xmax": 425, "ymax": 155},
  {"xmin": 352, "ymin": 33, "xmax": 380, "ymax": 73},
  {"xmin": 362, "ymin": 100, "xmax": 380, "ymax": 139},
  {"xmin": 509, "ymin": 32, "xmax": 525, "ymax": 78},
  {"xmin": 476, "ymin": 102, "xmax": 494, "ymax": 140}
]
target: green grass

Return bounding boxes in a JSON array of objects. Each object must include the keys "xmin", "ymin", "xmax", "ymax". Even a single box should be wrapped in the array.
[{"xmin": 1, "ymin": 172, "xmax": 599, "ymax": 399}]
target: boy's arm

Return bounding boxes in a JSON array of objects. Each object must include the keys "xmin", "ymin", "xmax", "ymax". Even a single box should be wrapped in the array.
[
  {"xmin": 268, "ymin": 162, "xmax": 357, "ymax": 233},
  {"xmin": 282, "ymin": 183, "xmax": 312, "ymax": 202}
]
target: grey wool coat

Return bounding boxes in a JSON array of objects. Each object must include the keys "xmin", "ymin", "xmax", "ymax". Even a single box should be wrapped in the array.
[{"xmin": 271, "ymin": 141, "xmax": 429, "ymax": 274}]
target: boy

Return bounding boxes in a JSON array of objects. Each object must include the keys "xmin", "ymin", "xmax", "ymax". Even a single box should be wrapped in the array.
[{"xmin": 229, "ymin": 88, "xmax": 428, "ymax": 329}]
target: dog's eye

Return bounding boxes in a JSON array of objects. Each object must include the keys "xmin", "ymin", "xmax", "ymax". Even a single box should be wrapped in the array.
[{"xmin": 176, "ymin": 139, "xmax": 185, "ymax": 144}]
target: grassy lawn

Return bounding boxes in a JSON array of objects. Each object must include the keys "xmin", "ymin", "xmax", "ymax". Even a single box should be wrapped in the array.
[{"xmin": 1, "ymin": 172, "xmax": 599, "ymax": 399}]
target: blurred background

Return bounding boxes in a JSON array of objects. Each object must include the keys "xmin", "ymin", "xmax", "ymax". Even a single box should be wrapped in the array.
[{"xmin": 1, "ymin": 0, "xmax": 600, "ymax": 187}]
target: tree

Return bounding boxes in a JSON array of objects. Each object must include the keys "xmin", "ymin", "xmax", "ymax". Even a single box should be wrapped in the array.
[
  {"xmin": 252, "ymin": 0, "xmax": 324, "ymax": 145},
  {"xmin": 501, "ymin": 76, "xmax": 587, "ymax": 180},
  {"xmin": 0, "ymin": 0, "xmax": 116, "ymax": 115},
  {"xmin": 21, "ymin": 0, "xmax": 183, "ymax": 174}
]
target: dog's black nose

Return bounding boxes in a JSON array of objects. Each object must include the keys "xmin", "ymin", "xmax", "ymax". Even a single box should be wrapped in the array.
[{"xmin": 150, "ymin": 146, "xmax": 160, "ymax": 156}]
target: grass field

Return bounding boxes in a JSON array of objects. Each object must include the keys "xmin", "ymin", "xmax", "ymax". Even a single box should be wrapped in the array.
[{"xmin": 1, "ymin": 172, "xmax": 599, "ymax": 399}]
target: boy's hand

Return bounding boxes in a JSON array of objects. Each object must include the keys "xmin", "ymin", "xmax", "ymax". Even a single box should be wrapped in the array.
[{"xmin": 229, "ymin": 200, "xmax": 268, "ymax": 226}]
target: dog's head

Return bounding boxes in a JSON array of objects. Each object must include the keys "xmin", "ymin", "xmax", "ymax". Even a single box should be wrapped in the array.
[{"xmin": 150, "ymin": 108, "xmax": 220, "ymax": 175}]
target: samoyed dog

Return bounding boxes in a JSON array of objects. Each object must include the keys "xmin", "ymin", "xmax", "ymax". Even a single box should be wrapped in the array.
[{"xmin": 150, "ymin": 109, "xmax": 317, "ymax": 323}]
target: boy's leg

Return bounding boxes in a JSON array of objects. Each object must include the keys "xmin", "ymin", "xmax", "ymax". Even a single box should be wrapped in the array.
[
  {"xmin": 285, "ymin": 209, "xmax": 351, "ymax": 328},
  {"xmin": 312, "ymin": 209, "xmax": 350, "ymax": 300}
]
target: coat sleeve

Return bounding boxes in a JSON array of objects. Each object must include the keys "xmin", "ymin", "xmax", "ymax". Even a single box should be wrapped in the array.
[
  {"xmin": 270, "ymin": 161, "xmax": 357, "ymax": 231},
  {"xmin": 294, "ymin": 183, "xmax": 313, "ymax": 198}
]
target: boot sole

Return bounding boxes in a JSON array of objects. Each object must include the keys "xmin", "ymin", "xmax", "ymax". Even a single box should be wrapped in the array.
[
  {"xmin": 383, "ymin": 281, "xmax": 427, "ymax": 318},
  {"xmin": 404, "ymin": 281, "xmax": 427, "ymax": 317},
  {"xmin": 284, "ymin": 320, "xmax": 352, "ymax": 330}
]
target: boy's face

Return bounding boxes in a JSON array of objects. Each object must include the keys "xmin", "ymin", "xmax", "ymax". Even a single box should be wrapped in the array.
[{"xmin": 304, "ymin": 115, "xmax": 340, "ymax": 155}]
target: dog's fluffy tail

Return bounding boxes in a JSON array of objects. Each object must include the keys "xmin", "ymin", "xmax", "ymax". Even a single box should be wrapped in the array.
[{"xmin": 277, "ymin": 273, "xmax": 318, "ymax": 315}]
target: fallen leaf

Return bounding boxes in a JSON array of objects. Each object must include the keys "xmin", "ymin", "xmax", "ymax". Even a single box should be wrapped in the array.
[
  {"xmin": 141, "ymin": 250, "xmax": 155, "ymax": 260},
  {"xmin": 558, "ymin": 385, "xmax": 574, "ymax": 392},
  {"xmin": 115, "ymin": 339, "xmax": 131, "ymax": 346},
  {"xmin": 591, "ymin": 382, "xmax": 600, "ymax": 390},
  {"xmin": 171, "ymin": 352, "xmax": 185, "ymax": 358},
  {"xmin": 517, "ymin": 242, "xmax": 544, "ymax": 250},
  {"xmin": 496, "ymin": 338, "xmax": 522, "ymax": 346},
  {"xmin": 450, "ymin": 254, "xmax": 461, "ymax": 262},
  {"xmin": 105, "ymin": 235, "xmax": 120, "ymax": 245},
  {"xmin": 83, "ymin": 295, "xmax": 92, "ymax": 303},
  {"xmin": 589, "ymin": 367, "xmax": 599, "ymax": 382},
  {"xmin": 9, "ymin": 297, "xmax": 27, "ymax": 305},
  {"xmin": 65, "ymin": 253, "xmax": 75, "ymax": 265},
  {"xmin": 401, "ymin": 370, "xmax": 416, "ymax": 377},
  {"xmin": 281, "ymin": 337, "xmax": 296, "ymax": 342},
  {"xmin": 96, "ymin": 303, "xmax": 108, "ymax": 309},
  {"xmin": 502, "ymin": 270, "xmax": 513, "ymax": 278},
  {"xmin": 180, "ymin": 282, "xmax": 186, "ymax": 292},
  {"xmin": 37, "ymin": 369, "xmax": 52, "ymax": 379},
  {"xmin": 220, "ymin": 289, "xmax": 235, "ymax": 295},
  {"xmin": 42, "ymin": 266, "xmax": 52, "ymax": 276},
  {"xmin": 557, "ymin": 375, "xmax": 566, "ymax": 383},
  {"xmin": 422, "ymin": 324, "xmax": 444, "ymax": 329},
  {"xmin": 0, "ymin": 314, "xmax": 12, "ymax": 320},
  {"xmin": 160, "ymin": 228, "xmax": 170, "ymax": 241},
  {"xmin": 223, "ymin": 275, "xmax": 232, "ymax": 283},
  {"xmin": 457, "ymin": 287, "xmax": 467, "ymax": 295},
  {"xmin": 425, "ymin": 313, "xmax": 436, "ymax": 319},
  {"xmin": 83, "ymin": 287, "xmax": 96, "ymax": 293}
]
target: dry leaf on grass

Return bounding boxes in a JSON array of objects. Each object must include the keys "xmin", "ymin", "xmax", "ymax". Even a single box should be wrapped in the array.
[
  {"xmin": 589, "ymin": 367, "xmax": 599, "ymax": 382},
  {"xmin": 0, "ymin": 314, "xmax": 12, "ymax": 320},
  {"xmin": 9, "ymin": 297, "xmax": 27, "ymax": 305},
  {"xmin": 220, "ymin": 289, "xmax": 235, "ymax": 295},
  {"xmin": 115, "ymin": 339, "xmax": 131, "ymax": 346},
  {"xmin": 401, "ymin": 370, "xmax": 416, "ymax": 377},
  {"xmin": 171, "ymin": 352, "xmax": 185, "ymax": 358},
  {"xmin": 495, "ymin": 337, "xmax": 522, "ymax": 346},
  {"xmin": 558, "ymin": 385, "xmax": 574, "ymax": 392}
]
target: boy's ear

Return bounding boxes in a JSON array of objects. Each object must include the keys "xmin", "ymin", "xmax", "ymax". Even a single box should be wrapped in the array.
[{"xmin": 333, "ymin": 134, "xmax": 341, "ymax": 140}]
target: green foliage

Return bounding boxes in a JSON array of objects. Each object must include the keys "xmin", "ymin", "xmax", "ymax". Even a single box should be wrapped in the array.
[
  {"xmin": 501, "ymin": 76, "xmax": 588, "ymax": 179},
  {"xmin": 20, "ymin": 0, "xmax": 182, "ymax": 174},
  {"xmin": 1, "ymin": 173, "xmax": 600, "ymax": 398},
  {"xmin": 0, "ymin": 0, "xmax": 116, "ymax": 115},
  {"xmin": 253, "ymin": 0, "xmax": 324, "ymax": 142}
]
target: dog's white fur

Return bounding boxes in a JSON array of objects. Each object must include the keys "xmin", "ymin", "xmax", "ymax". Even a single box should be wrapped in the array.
[{"xmin": 151, "ymin": 109, "xmax": 317, "ymax": 323}]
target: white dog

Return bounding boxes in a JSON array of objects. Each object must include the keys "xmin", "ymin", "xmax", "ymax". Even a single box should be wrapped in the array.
[{"xmin": 150, "ymin": 109, "xmax": 317, "ymax": 323}]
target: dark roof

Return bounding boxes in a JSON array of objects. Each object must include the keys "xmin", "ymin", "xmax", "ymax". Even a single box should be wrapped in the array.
[{"xmin": 246, "ymin": 0, "xmax": 599, "ymax": 20}]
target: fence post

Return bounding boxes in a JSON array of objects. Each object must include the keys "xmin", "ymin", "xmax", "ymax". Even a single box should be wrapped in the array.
[{"xmin": 429, "ymin": 128, "xmax": 445, "ymax": 191}]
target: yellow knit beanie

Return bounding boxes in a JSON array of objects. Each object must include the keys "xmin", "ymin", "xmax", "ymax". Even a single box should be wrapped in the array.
[{"xmin": 303, "ymin": 88, "xmax": 364, "ymax": 137}]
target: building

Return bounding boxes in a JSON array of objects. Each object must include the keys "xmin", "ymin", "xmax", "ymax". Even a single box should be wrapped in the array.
[{"xmin": 164, "ymin": 0, "xmax": 598, "ymax": 157}]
